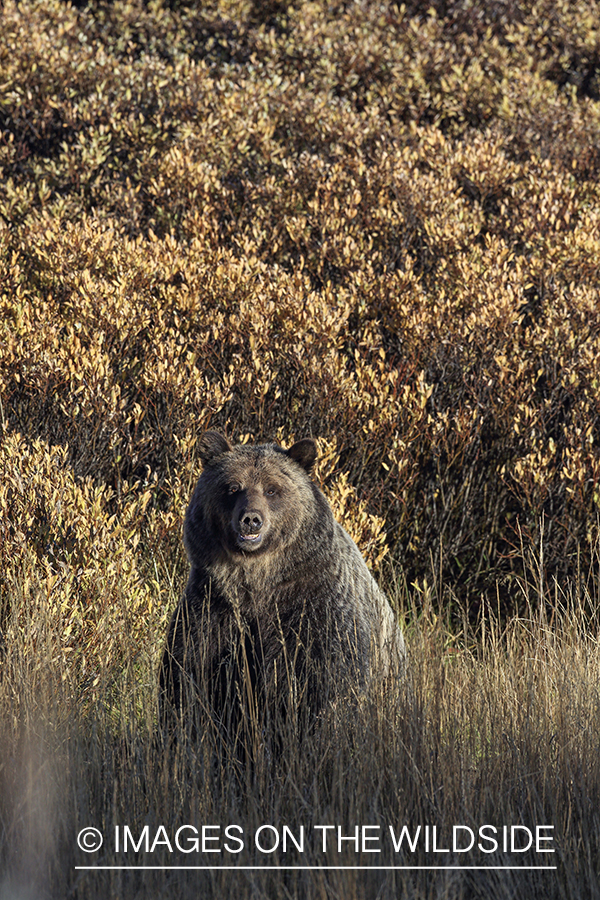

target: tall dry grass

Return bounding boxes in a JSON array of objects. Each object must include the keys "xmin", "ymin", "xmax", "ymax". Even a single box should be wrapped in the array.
[{"xmin": 1, "ymin": 551, "xmax": 598, "ymax": 900}]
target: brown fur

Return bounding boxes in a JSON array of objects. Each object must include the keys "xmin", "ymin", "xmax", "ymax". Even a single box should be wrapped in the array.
[{"xmin": 159, "ymin": 432, "xmax": 405, "ymax": 749}]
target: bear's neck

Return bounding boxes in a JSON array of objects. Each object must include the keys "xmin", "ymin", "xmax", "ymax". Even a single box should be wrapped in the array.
[{"xmin": 209, "ymin": 550, "xmax": 298, "ymax": 597}]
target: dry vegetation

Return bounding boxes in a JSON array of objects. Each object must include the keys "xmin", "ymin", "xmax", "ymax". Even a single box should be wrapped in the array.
[{"xmin": 1, "ymin": 0, "xmax": 600, "ymax": 897}]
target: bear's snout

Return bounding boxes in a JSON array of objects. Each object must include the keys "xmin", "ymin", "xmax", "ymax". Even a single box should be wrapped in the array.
[{"xmin": 232, "ymin": 493, "xmax": 269, "ymax": 549}]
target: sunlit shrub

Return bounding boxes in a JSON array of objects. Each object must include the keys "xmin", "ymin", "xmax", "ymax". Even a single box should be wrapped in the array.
[{"xmin": 1, "ymin": 0, "xmax": 600, "ymax": 682}]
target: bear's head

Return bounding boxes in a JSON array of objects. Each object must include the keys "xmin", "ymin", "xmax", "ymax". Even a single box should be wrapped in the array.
[{"xmin": 186, "ymin": 432, "xmax": 319, "ymax": 561}]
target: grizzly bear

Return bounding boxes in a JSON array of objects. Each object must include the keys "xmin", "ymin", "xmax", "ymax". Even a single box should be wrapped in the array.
[{"xmin": 159, "ymin": 432, "xmax": 404, "ymax": 752}]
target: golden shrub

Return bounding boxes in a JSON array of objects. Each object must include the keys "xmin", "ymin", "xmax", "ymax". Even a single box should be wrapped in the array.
[{"xmin": 1, "ymin": 0, "xmax": 600, "ymax": 684}]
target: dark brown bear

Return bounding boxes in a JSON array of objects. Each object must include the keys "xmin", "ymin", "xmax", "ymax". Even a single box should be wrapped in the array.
[{"xmin": 159, "ymin": 432, "xmax": 404, "ymax": 751}]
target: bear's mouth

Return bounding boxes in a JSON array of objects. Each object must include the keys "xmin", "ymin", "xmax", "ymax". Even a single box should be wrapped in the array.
[{"xmin": 236, "ymin": 532, "xmax": 263, "ymax": 548}]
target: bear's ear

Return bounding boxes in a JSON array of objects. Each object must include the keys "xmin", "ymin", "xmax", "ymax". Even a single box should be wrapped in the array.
[
  {"xmin": 199, "ymin": 431, "xmax": 233, "ymax": 465},
  {"xmin": 287, "ymin": 438, "xmax": 317, "ymax": 473}
]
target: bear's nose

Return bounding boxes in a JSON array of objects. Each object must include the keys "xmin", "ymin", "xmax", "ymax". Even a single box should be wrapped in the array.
[{"xmin": 239, "ymin": 510, "xmax": 263, "ymax": 535}]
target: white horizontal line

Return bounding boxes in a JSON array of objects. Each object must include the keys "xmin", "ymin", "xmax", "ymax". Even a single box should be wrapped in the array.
[{"xmin": 75, "ymin": 865, "xmax": 558, "ymax": 871}]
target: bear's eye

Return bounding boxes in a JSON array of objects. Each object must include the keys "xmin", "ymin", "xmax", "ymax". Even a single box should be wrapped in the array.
[
  {"xmin": 228, "ymin": 483, "xmax": 241, "ymax": 494},
  {"xmin": 265, "ymin": 487, "xmax": 278, "ymax": 497}
]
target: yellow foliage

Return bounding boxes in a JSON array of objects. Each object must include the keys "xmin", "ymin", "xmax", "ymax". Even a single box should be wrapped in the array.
[{"xmin": 1, "ymin": 0, "xmax": 600, "ymax": 684}]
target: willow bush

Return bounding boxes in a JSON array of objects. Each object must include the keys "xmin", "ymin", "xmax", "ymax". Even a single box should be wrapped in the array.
[{"xmin": 1, "ymin": 0, "xmax": 600, "ymax": 678}]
